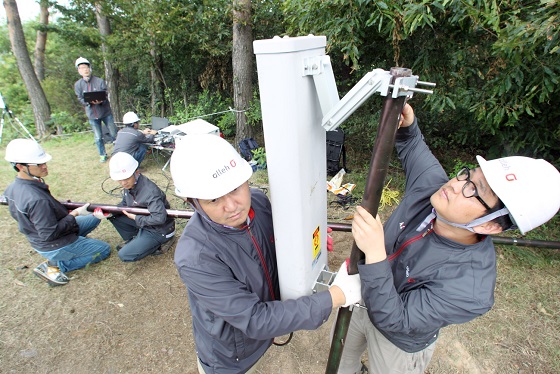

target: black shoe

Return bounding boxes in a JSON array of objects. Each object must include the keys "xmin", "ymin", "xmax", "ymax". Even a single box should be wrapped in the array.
[
  {"xmin": 33, "ymin": 261, "xmax": 69, "ymax": 286},
  {"xmin": 150, "ymin": 237, "xmax": 176, "ymax": 256},
  {"xmin": 116, "ymin": 238, "xmax": 133, "ymax": 251},
  {"xmin": 151, "ymin": 248, "xmax": 164, "ymax": 256},
  {"xmin": 360, "ymin": 362, "xmax": 369, "ymax": 374},
  {"xmin": 160, "ymin": 236, "xmax": 176, "ymax": 253}
]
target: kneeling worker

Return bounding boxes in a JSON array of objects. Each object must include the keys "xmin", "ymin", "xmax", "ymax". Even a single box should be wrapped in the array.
[
  {"xmin": 112, "ymin": 111, "xmax": 157, "ymax": 165},
  {"xmin": 98, "ymin": 152, "xmax": 175, "ymax": 261},
  {"xmin": 3, "ymin": 139, "xmax": 111, "ymax": 286}
]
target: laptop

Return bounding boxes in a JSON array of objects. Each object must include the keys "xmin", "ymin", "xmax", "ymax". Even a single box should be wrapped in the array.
[
  {"xmin": 83, "ymin": 91, "xmax": 107, "ymax": 104},
  {"xmin": 151, "ymin": 116, "xmax": 170, "ymax": 131}
]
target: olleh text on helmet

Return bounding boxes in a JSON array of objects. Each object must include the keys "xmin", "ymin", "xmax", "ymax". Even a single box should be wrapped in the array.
[{"xmin": 213, "ymin": 160, "xmax": 237, "ymax": 179}]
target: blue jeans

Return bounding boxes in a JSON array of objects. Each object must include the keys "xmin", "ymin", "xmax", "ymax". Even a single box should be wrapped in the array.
[
  {"xmin": 109, "ymin": 215, "xmax": 174, "ymax": 262},
  {"xmin": 35, "ymin": 215, "xmax": 111, "ymax": 273},
  {"xmin": 89, "ymin": 114, "xmax": 118, "ymax": 156},
  {"xmin": 133, "ymin": 144, "xmax": 148, "ymax": 165}
]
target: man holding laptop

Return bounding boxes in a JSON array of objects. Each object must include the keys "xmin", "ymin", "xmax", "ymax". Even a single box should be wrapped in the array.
[{"xmin": 74, "ymin": 57, "xmax": 118, "ymax": 163}]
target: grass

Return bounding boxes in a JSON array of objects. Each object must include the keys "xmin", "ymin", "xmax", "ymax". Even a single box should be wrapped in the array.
[{"xmin": 1, "ymin": 133, "xmax": 559, "ymax": 372}]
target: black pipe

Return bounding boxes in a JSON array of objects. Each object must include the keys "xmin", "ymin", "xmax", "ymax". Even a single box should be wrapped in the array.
[
  {"xmin": 325, "ymin": 67, "xmax": 412, "ymax": 374},
  {"xmin": 327, "ymin": 222, "xmax": 560, "ymax": 249},
  {"xmin": 2, "ymin": 197, "xmax": 557, "ymax": 249}
]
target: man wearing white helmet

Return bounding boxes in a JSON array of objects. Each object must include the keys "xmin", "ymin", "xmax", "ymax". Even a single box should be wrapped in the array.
[
  {"xmin": 338, "ymin": 104, "xmax": 560, "ymax": 373},
  {"xmin": 170, "ymin": 134, "xmax": 361, "ymax": 373},
  {"xmin": 73, "ymin": 57, "xmax": 118, "ymax": 163},
  {"xmin": 3, "ymin": 139, "xmax": 111, "ymax": 286},
  {"xmin": 97, "ymin": 152, "xmax": 175, "ymax": 261},
  {"xmin": 112, "ymin": 111, "xmax": 158, "ymax": 165}
]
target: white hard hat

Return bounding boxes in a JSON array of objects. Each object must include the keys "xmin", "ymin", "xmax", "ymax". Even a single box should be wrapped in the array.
[
  {"xmin": 123, "ymin": 111, "xmax": 140, "ymax": 125},
  {"xmin": 109, "ymin": 152, "xmax": 139, "ymax": 180},
  {"xmin": 4, "ymin": 139, "xmax": 52, "ymax": 164},
  {"xmin": 75, "ymin": 57, "xmax": 91, "ymax": 68},
  {"xmin": 477, "ymin": 155, "xmax": 560, "ymax": 234},
  {"xmin": 170, "ymin": 134, "xmax": 253, "ymax": 199}
]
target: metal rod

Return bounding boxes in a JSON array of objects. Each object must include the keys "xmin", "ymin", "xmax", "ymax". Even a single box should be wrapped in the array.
[
  {"xmin": 61, "ymin": 201, "xmax": 194, "ymax": 219},
  {"xmin": 0, "ymin": 196, "xmax": 194, "ymax": 219},
  {"xmin": 326, "ymin": 222, "xmax": 560, "ymax": 249},
  {"xmin": 325, "ymin": 67, "xmax": 412, "ymax": 374},
  {"xmin": 417, "ymin": 80, "xmax": 437, "ymax": 87},
  {"xmin": 388, "ymin": 84, "xmax": 434, "ymax": 95}
]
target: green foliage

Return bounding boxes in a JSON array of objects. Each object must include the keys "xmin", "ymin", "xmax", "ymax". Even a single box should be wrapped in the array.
[
  {"xmin": 169, "ymin": 90, "xmax": 236, "ymax": 134},
  {"xmin": 216, "ymin": 113, "xmax": 237, "ymax": 137},
  {"xmin": 245, "ymin": 90, "xmax": 262, "ymax": 128},
  {"xmin": 50, "ymin": 111, "xmax": 88, "ymax": 133},
  {"xmin": 251, "ymin": 147, "xmax": 267, "ymax": 169},
  {"xmin": 284, "ymin": 0, "xmax": 560, "ymax": 165},
  {"xmin": 1, "ymin": 0, "xmax": 559, "ymax": 166},
  {"xmin": 447, "ymin": 159, "xmax": 478, "ymax": 179}
]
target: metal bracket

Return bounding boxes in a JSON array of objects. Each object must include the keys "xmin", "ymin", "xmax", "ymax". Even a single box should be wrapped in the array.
[
  {"xmin": 312, "ymin": 266, "xmax": 336, "ymax": 294},
  {"xmin": 305, "ymin": 63, "xmax": 436, "ymax": 131},
  {"xmin": 304, "ymin": 56, "xmax": 340, "ymax": 117}
]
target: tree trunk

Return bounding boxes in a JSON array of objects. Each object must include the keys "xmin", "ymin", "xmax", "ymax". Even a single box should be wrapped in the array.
[
  {"xmin": 150, "ymin": 38, "xmax": 167, "ymax": 117},
  {"xmin": 95, "ymin": 2, "xmax": 121, "ymax": 123},
  {"xmin": 232, "ymin": 0, "xmax": 254, "ymax": 150},
  {"xmin": 33, "ymin": 0, "xmax": 49, "ymax": 81},
  {"xmin": 150, "ymin": 39, "xmax": 158, "ymax": 115},
  {"xmin": 4, "ymin": 0, "xmax": 50, "ymax": 138}
]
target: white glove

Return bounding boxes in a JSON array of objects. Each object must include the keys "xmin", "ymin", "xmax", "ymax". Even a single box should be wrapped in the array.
[
  {"xmin": 331, "ymin": 260, "xmax": 362, "ymax": 307},
  {"xmin": 73, "ymin": 203, "xmax": 91, "ymax": 216},
  {"xmin": 93, "ymin": 207, "xmax": 112, "ymax": 220}
]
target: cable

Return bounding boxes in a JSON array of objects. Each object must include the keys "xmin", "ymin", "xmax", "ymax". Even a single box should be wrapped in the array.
[
  {"xmin": 182, "ymin": 107, "xmax": 247, "ymax": 122},
  {"xmin": 101, "ymin": 176, "xmax": 124, "ymax": 198},
  {"xmin": 329, "ymin": 194, "xmax": 358, "ymax": 210},
  {"xmin": 273, "ymin": 332, "xmax": 293, "ymax": 346}
]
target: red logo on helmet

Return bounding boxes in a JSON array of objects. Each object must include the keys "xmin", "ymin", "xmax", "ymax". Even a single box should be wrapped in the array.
[
  {"xmin": 505, "ymin": 173, "xmax": 517, "ymax": 181},
  {"xmin": 230, "ymin": 159, "xmax": 237, "ymax": 168}
]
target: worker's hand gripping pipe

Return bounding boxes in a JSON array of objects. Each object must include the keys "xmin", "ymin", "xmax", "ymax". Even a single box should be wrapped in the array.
[{"xmin": 325, "ymin": 67, "xmax": 413, "ymax": 374}]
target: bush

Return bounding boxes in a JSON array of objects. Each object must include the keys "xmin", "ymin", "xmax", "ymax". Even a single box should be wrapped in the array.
[{"xmin": 170, "ymin": 91, "xmax": 236, "ymax": 135}]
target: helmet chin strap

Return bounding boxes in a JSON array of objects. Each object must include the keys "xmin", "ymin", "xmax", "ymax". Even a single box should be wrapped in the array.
[
  {"xmin": 21, "ymin": 165, "xmax": 44, "ymax": 183},
  {"xmin": 190, "ymin": 198, "xmax": 214, "ymax": 225},
  {"xmin": 417, "ymin": 207, "xmax": 511, "ymax": 233}
]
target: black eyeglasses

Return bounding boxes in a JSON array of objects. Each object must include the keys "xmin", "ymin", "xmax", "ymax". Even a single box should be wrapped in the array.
[{"xmin": 456, "ymin": 167, "xmax": 492, "ymax": 211}]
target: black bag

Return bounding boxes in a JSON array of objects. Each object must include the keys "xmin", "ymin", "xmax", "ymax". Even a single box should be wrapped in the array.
[
  {"xmin": 326, "ymin": 128, "xmax": 348, "ymax": 176},
  {"xmin": 239, "ymin": 137, "xmax": 259, "ymax": 161}
]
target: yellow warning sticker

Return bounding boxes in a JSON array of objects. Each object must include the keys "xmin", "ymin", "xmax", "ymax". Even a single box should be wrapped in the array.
[{"xmin": 312, "ymin": 225, "xmax": 321, "ymax": 262}]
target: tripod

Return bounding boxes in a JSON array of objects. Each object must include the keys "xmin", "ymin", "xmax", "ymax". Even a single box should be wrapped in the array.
[{"xmin": 0, "ymin": 92, "xmax": 35, "ymax": 144}]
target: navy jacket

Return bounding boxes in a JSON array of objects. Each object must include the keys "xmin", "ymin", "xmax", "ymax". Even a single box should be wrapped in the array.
[
  {"xmin": 4, "ymin": 178, "xmax": 79, "ymax": 251},
  {"xmin": 175, "ymin": 189, "xmax": 332, "ymax": 373},
  {"xmin": 359, "ymin": 120, "xmax": 496, "ymax": 353}
]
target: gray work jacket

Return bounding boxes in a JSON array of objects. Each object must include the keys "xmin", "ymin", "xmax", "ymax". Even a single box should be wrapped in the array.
[
  {"xmin": 74, "ymin": 76, "xmax": 113, "ymax": 120},
  {"xmin": 175, "ymin": 189, "xmax": 333, "ymax": 373},
  {"xmin": 360, "ymin": 120, "xmax": 496, "ymax": 353},
  {"xmin": 118, "ymin": 174, "xmax": 175, "ymax": 235},
  {"xmin": 112, "ymin": 127, "xmax": 155, "ymax": 156}
]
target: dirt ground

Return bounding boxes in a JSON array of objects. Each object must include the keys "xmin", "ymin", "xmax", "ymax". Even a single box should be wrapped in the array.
[{"xmin": 1, "ymin": 139, "xmax": 558, "ymax": 373}]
